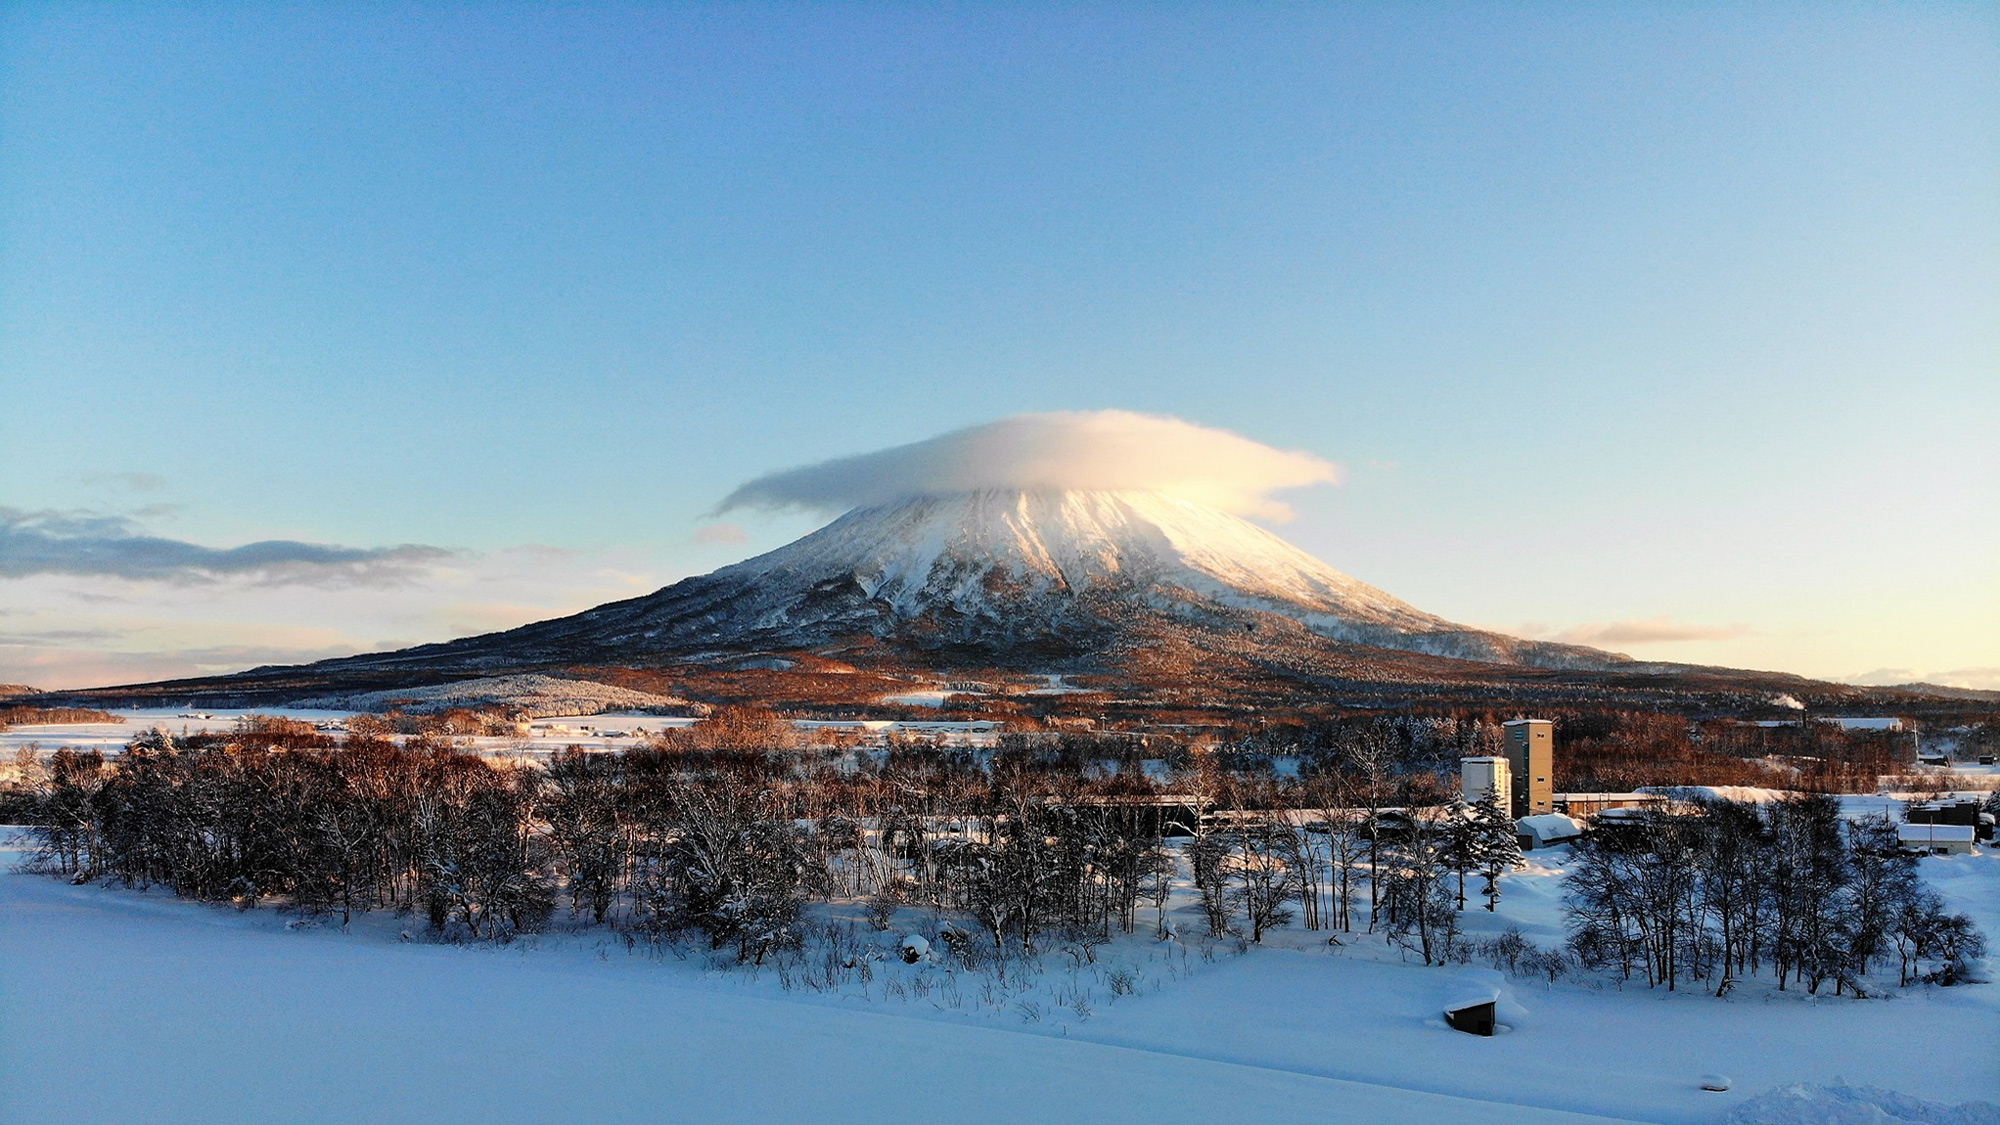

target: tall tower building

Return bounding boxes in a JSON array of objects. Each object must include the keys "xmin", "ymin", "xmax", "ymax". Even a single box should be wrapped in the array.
[{"xmin": 1501, "ymin": 719, "xmax": 1553, "ymax": 818}]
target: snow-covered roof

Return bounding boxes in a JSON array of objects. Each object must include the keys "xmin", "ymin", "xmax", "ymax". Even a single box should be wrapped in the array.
[
  {"xmin": 1439, "ymin": 970, "xmax": 1532, "ymax": 1028},
  {"xmin": 1517, "ymin": 814, "xmax": 1585, "ymax": 842},
  {"xmin": 1899, "ymin": 823, "xmax": 1975, "ymax": 843},
  {"xmin": 1441, "ymin": 970, "xmax": 1504, "ymax": 1012},
  {"xmin": 1828, "ymin": 717, "xmax": 1904, "ymax": 731},
  {"xmin": 1748, "ymin": 716, "xmax": 1905, "ymax": 731},
  {"xmin": 1636, "ymin": 785, "xmax": 1789, "ymax": 804}
]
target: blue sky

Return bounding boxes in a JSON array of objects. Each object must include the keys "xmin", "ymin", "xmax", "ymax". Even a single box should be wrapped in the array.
[{"xmin": 2, "ymin": 4, "xmax": 1995, "ymax": 689}]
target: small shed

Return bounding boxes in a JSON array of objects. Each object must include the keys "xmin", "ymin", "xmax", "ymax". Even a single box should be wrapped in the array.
[
  {"xmin": 1899, "ymin": 822, "xmax": 1975, "ymax": 856},
  {"xmin": 1517, "ymin": 813, "xmax": 1586, "ymax": 851},
  {"xmin": 1440, "ymin": 970, "xmax": 1522, "ymax": 1037},
  {"xmin": 1444, "ymin": 999, "xmax": 1497, "ymax": 1036}
]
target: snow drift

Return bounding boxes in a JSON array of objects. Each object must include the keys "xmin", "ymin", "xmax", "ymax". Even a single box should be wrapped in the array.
[{"xmin": 1722, "ymin": 1083, "xmax": 2000, "ymax": 1125}]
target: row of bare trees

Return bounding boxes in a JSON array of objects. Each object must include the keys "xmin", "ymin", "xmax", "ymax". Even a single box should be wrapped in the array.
[
  {"xmin": 33, "ymin": 733, "xmax": 556, "ymax": 939},
  {"xmin": 1564, "ymin": 796, "xmax": 1982, "ymax": 994},
  {"xmin": 25, "ymin": 721, "xmax": 1973, "ymax": 991},
  {"xmin": 21, "ymin": 721, "xmax": 1531, "ymax": 960}
]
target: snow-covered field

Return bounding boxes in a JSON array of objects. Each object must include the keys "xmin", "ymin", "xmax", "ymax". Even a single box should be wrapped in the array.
[
  {"xmin": 3, "ymin": 709, "xmax": 1995, "ymax": 1122},
  {"xmin": 4, "ymin": 835, "xmax": 1995, "ymax": 1124},
  {"xmin": 294, "ymin": 673, "xmax": 693, "ymax": 718},
  {"xmin": 0, "ymin": 708, "xmax": 1010, "ymax": 760},
  {"xmin": 882, "ymin": 674, "xmax": 1098, "ymax": 707},
  {"xmin": 0, "ymin": 708, "xmax": 686, "ymax": 758},
  {"xmin": 880, "ymin": 687, "xmax": 959, "ymax": 707}
]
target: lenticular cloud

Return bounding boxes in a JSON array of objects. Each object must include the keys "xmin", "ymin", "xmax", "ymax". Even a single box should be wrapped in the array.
[{"xmin": 719, "ymin": 411, "xmax": 1339, "ymax": 521}]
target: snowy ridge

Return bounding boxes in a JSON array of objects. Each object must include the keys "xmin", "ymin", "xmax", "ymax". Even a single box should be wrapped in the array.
[
  {"xmin": 685, "ymin": 489, "xmax": 1608, "ymax": 665},
  {"xmin": 267, "ymin": 488, "xmax": 1629, "ymax": 677},
  {"xmin": 718, "ymin": 490, "xmax": 1449, "ymax": 633}
]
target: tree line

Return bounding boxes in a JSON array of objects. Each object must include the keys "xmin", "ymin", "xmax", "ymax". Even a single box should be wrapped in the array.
[
  {"xmin": 18, "ymin": 718, "xmax": 1523, "ymax": 963},
  {"xmin": 14, "ymin": 714, "xmax": 1980, "ymax": 996},
  {"xmin": 1563, "ymin": 795, "xmax": 1983, "ymax": 994}
]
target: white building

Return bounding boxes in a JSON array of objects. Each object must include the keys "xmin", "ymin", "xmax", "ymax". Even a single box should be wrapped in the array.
[
  {"xmin": 1460, "ymin": 756, "xmax": 1511, "ymax": 806},
  {"xmin": 1899, "ymin": 822, "xmax": 1976, "ymax": 856}
]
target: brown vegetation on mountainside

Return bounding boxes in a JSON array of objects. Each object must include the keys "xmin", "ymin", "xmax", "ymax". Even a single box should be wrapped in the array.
[
  {"xmin": 22, "ymin": 577, "xmax": 1987, "ymax": 731},
  {"xmin": 0, "ymin": 706, "xmax": 122, "ymax": 728}
]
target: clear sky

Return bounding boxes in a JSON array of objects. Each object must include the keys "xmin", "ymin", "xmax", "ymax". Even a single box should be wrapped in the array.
[{"xmin": 2, "ymin": 3, "xmax": 1995, "ymax": 690}]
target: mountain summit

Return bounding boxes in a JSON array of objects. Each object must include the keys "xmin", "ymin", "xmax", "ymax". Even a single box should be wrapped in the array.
[{"xmin": 306, "ymin": 489, "xmax": 1622, "ymax": 677}]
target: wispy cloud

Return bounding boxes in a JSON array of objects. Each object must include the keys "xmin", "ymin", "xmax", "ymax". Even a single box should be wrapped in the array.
[
  {"xmin": 0, "ymin": 626, "xmax": 122, "ymax": 646},
  {"xmin": 718, "ymin": 411, "xmax": 1340, "ymax": 521},
  {"xmin": 1847, "ymin": 666, "xmax": 2000, "ymax": 692},
  {"xmin": 0, "ymin": 530, "xmax": 675, "ymax": 689},
  {"xmin": 0, "ymin": 642, "xmax": 367, "ymax": 691},
  {"xmin": 0, "ymin": 506, "xmax": 450, "ymax": 585},
  {"xmin": 694, "ymin": 523, "xmax": 749, "ymax": 545},
  {"xmin": 83, "ymin": 471, "xmax": 168, "ymax": 493},
  {"xmin": 1514, "ymin": 616, "xmax": 1753, "ymax": 647}
]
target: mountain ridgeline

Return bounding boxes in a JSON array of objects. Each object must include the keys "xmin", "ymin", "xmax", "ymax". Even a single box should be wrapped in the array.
[
  {"xmin": 303, "ymin": 490, "xmax": 1626, "ymax": 677},
  {"xmin": 57, "ymin": 489, "xmax": 1948, "ymax": 714}
]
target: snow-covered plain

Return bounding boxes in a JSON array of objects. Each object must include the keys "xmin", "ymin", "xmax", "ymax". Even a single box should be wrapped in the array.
[
  {"xmin": 0, "ymin": 708, "xmax": 687, "ymax": 758},
  {"xmin": 0, "ymin": 708, "xmax": 1013, "ymax": 761},
  {"xmin": 4, "ymin": 710, "xmax": 1995, "ymax": 1122},
  {"xmin": 4, "ymin": 835, "xmax": 1995, "ymax": 1125},
  {"xmin": 0, "ymin": 709, "xmax": 362, "ymax": 756},
  {"xmin": 294, "ymin": 673, "xmax": 692, "ymax": 717}
]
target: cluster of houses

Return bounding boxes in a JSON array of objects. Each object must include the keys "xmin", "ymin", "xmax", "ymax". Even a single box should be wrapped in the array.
[
  {"xmin": 1461, "ymin": 718, "xmax": 1993, "ymax": 858},
  {"xmin": 1900, "ymin": 799, "xmax": 1986, "ymax": 856}
]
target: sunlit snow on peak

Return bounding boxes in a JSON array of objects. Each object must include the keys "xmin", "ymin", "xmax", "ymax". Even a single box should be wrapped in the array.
[{"xmin": 720, "ymin": 489, "xmax": 1443, "ymax": 634}]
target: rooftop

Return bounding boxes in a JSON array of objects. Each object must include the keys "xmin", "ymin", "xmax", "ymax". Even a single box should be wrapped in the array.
[{"xmin": 1899, "ymin": 823, "xmax": 1976, "ymax": 843}]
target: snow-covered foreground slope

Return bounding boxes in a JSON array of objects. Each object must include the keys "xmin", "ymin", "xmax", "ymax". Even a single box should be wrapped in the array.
[
  {"xmin": 3, "ymin": 846, "xmax": 1995, "ymax": 1125},
  {"xmin": 1, "ymin": 864, "xmax": 1628, "ymax": 1125}
]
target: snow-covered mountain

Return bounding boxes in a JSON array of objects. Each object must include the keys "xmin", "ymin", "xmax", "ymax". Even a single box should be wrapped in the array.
[
  {"xmin": 314, "ymin": 489, "xmax": 1623, "ymax": 674},
  {"xmin": 737, "ymin": 490, "xmax": 1440, "ymax": 634},
  {"xmin": 59, "ymin": 487, "xmax": 1971, "ymax": 712}
]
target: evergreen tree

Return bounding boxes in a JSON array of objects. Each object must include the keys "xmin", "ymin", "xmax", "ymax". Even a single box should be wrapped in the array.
[{"xmin": 1469, "ymin": 789, "xmax": 1523, "ymax": 912}]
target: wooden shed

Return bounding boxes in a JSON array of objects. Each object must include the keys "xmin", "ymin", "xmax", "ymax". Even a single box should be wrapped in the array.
[{"xmin": 1444, "ymin": 999, "xmax": 1497, "ymax": 1037}]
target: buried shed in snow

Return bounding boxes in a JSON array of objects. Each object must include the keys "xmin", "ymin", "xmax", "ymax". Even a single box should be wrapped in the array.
[
  {"xmin": 1444, "ymin": 999, "xmax": 1497, "ymax": 1037},
  {"xmin": 1440, "ymin": 970, "xmax": 1528, "ymax": 1038}
]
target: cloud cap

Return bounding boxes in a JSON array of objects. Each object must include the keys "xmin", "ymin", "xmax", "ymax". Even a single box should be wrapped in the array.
[{"xmin": 719, "ymin": 411, "xmax": 1339, "ymax": 521}]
